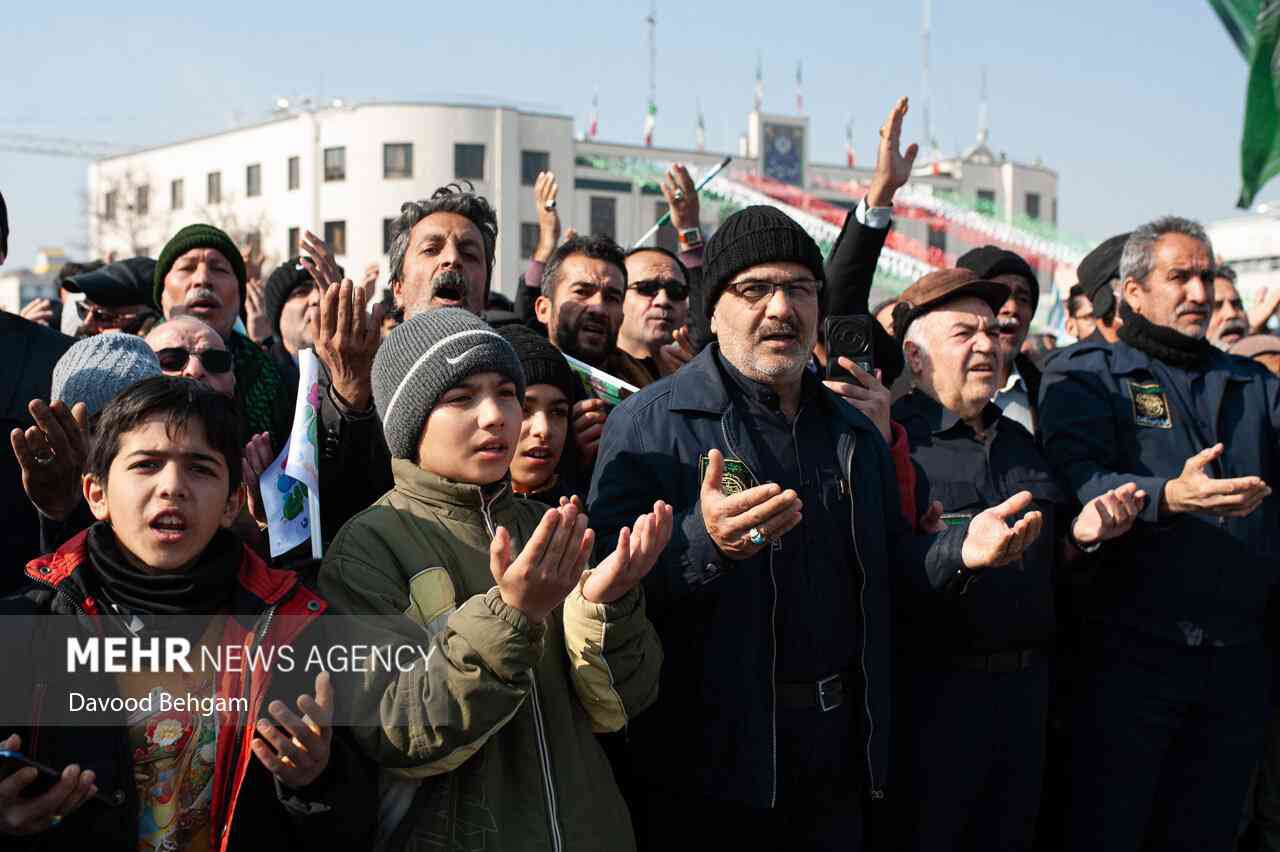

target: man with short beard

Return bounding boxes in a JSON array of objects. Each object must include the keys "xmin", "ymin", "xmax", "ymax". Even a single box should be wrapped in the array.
[
  {"xmin": 1208, "ymin": 265, "xmax": 1249, "ymax": 351},
  {"xmin": 1040, "ymin": 216, "xmax": 1280, "ymax": 851},
  {"xmin": 535, "ymin": 234, "xmax": 629, "ymax": 468},
  {"xmin": 386, "ymin": 183, "xmax": 497, "ymax": 320},
  {"xmin": 588, "ymin": 205, "xmax": 1044, "ymax": 850}
]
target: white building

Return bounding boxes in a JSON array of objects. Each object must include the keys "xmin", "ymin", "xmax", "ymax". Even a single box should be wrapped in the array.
[
  {"xmin": 88, "ymin": 99, "xmax": 1062, "ymax": 301},
  {"xmin": 1208, "ymin": 204, "xmax": 1280, "ymax": 295}
]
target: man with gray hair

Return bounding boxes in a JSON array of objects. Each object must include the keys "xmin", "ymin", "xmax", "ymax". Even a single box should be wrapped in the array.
[
  {"xmin": 386, "ymin": 182, "xmax": 498, "ymax": 319},
  {"xmin": 1039, "ymin": 215, "xmax": 1280, "ymax": 851}
]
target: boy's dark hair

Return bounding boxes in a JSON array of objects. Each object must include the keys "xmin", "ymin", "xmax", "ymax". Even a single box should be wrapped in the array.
[
  {"xmin": 88, "ymin": 376, "xmax": 245, "ymax": 495},
  {"xmin": 623, "ymin": 245, "xmax": 689, "ymax": 283},
  {"xmin": 542, "ymin": 234, "xmax": 628, "ymax": 299},
  {"xmin": 388, "ymin": 182, "xmax": 498, "ymax": 290}
]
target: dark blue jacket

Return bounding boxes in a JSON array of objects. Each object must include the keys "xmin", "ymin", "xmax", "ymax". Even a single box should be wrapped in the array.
[
  {"xmin": 587, "ymin": 345, "xmax": 967, "ymax": 808},
  {"xmin": 1038, "ymin": 339, "xmax": 1280, "ymax": 645}
]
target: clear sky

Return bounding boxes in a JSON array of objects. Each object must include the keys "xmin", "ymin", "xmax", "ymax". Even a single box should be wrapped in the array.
[{"xmin": 0, "ymin": 0, "xmax": 1262, "ymax": 268}]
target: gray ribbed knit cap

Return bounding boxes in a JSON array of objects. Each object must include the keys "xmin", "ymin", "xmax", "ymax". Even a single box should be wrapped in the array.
[
  {"xmin": 51, "ymin": 332, "xmax": 163, "ymax": 416},
  {"xmin": 373, "ymin": 308, "xmax": 526, "ymax": 459}
]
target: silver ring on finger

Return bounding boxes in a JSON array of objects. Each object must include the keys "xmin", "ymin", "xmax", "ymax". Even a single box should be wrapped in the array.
[
  {"xmin": 34, "ymin": 454, "xmax": 54, "ymax": 466},
  {"xmin": 747, "ymin": 526, "xmax": 767, "ymax": 547},
  {"xmin": 544, "ymin": 199, "xmax": 557, "ymax": 211},
  {"xmin": 673, "ymin": 189, "xmax": 686, "ymax": 201}
]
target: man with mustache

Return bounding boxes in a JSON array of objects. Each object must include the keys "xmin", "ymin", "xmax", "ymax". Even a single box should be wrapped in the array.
[
  {"xmin": 1039, "ymin": 217, "xmax": 1280, "ymax": 851},
  {"xmin": 387, "ymin": 183, "xmax": 497, "ymax": 320},
  {"xmin": 890, "ymin": 268, "xmax": 1144, "ymax": 851},
  {"xmin": 534, "ymin": 234, "xmax": 629, "ymax": 468},
  {"xmin": 957, "ymin": 245, "xmax": 1042, "ymax": 433},
  {"xmin": 616, "ymin": 246, "xmax": 691, "ymax": 387},
  {"xmin": 589, "ymin": 205, "xmax": 1045, "ymax": 850},
  {"xmin": 1208, "ymin": 265, "xmax": 1249, "ymax": 351}
]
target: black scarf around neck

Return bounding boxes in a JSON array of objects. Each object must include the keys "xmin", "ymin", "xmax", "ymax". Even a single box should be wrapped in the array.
[
  {"xmin": 85, "ymin": 522, "xmax": 239, "ymax": 621},
  {"xmin": 1117, "ymin": 302, "xmax": 1215, "ymax": 370}
]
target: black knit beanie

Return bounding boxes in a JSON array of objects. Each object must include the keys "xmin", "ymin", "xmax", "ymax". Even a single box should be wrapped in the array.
[
  {"xmin": 153, "ymin": 224, "xmax": 247, "ymax": 314},
  {"xmin": 498, "ymin": 324, "xmax": 577, "ymax": 402},
  {"xmin": 262, "ymin": 257, "xmax": 329, "ymax": 340},
  {"xmin": 701, "ymin": 205, "xmax": 825, "ymax": 326}
]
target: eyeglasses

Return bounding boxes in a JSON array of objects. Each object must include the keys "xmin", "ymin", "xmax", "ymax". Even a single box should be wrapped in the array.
[
  {"xmin": 727, "ymin": 279, "xmax": 824, "ymax": 305},
  {"xmin": 628, "ymin": 279, "xmax": 690, "ymax": 301},
  {"xmin": 75, "ymin": 302, "xmax": 155, "ymax": 327},
  {"xmin": 155, "ymin": 347, "xmax": 234, "ymax": 375}
]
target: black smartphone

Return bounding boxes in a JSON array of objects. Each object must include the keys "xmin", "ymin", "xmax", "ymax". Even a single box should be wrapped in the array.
[
  {"xmin": 824, "ymin": 314, "xmax": 876, "ymax": 382},
  {"xmin": 0, "ymin": 750, "xmax": 63, "ymax": 797}
]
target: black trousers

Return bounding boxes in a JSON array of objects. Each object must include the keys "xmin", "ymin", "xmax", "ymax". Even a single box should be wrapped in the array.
[
  {"xmin": 894, "ymin": 658, "xmax": 1049, "ymax": 851},
  {"xmin": 1068, "ymin": 635, "xmax": 1270, "ymax": 852}
]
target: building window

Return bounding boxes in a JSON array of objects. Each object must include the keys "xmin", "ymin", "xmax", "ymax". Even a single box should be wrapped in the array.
[
  {"xmin": 324, "ymin": 220, "xmax": 347, "ymax": 255},
  {"xmin": 455, "ymin": 144, "xmax": 485, "ymax": 180},
  {"xmin": 135, "ymin": 185, "xmax": 149, "ymax": 216},
  {"xmin": 207, "ymin": 171, "xmax": 222, "ymax": 204},
  {"xmin": 590, "ymin": 196, "xmax": 617, "ymax": 241},
  {"xmin": 521, "ymin": 150, "xmax": 550, "ymax": 186},
  {"xmin": 384, "ymin": 143, "xmax": 413, "ymax": 179},
  {"xmin": 288, "ymin": 156, "xmax": 301, "ymax": 190},
  {"xmin": 520, "ymin": 223, "xmax": 540, "ymax": 259},
  {"xmin": 171, "ymin": 178, "xmax": 184, "ymax": 210},
  {"xmin": 324, "ymin": 147, "xmax": 346, "ymax": 182},
  {"xmin": 104, "ymin": 190, "xmax": 118, "ymax": 222},
  {"xmin": 1052, "ymin": 198, "xmax": 1058, "ymax": 226},
  {"xmin": 1025, "ymin": 192, "xmax": 1041, "ymax": 220},
  {"xmin": 927, "ymin": 225, "xmax": 947, "ymax": 257},
  {"xmin": 383, "ymin": 218, "xmax": 396, "ymax": 255},
  {"xmin": 288, "ymin": 227, "xmax": 300, "ymax": 259},
  {"xmin": 976, "ymin": 189, "xmax": 996, "ymax": 215},
  {"xmin": 246, "ymin": 163, "xmax": 262, "ymax": 197}
]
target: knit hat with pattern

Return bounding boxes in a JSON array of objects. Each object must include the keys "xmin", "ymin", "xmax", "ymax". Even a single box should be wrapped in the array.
[
  {"xmin": 373, "ymin": 308, "xmax": 526, "ymax": 459},
  {"xmin": 51, "ymin": 332, "xmax": 163, "ymax": 417}
]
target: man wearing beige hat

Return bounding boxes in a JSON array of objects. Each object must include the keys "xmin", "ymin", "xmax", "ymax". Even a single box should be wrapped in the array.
[{"xmin": 889, "ymin": 268, "xmax": 1145, "ymax": 852}]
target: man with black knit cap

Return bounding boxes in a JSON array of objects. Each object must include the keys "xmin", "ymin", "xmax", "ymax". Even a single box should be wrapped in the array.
[
  {"xmin": 589, "ymin": 204, "xmax": 1043, "ymax": 851},
  {"xmin": 957, "ymin": 244, "xmax": 1042, "ymax": 432},
  {"xmin": 1039, "ymin": 216, "xmax": 1280, "ymax": 852},
  {"xmin": 1077, "ymin": 232, "xmax": 1130, "ymax": 346}
]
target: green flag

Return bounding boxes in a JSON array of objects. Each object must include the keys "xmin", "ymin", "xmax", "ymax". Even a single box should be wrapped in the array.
[
  {"xmin": 1238, "ymin": 0, "xmax": 1280, "ymax": 207},
  {"xmin": 1210, "ymin": 0, "xmax": 1261, "ymax": 58}
]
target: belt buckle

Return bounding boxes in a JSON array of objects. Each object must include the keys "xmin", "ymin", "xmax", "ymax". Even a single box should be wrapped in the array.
[{"xmin": 817, "ymin": 674, "xmax": 843, "ymax": 712}]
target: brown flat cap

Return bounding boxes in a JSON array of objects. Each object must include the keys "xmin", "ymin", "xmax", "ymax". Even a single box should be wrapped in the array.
[
  {"xmin": 1229, "ymin": 334, "xmax": 1280, "ymax": 359},
  {"xmin": 892, "ymin": 268, "xmax": 1011, "ymax": 340}
]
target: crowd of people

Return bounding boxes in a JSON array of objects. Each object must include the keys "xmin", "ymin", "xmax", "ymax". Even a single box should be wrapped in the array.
[{"xmin": 1, "ymin": 95, "xmax": 1279, "ymax": 852}]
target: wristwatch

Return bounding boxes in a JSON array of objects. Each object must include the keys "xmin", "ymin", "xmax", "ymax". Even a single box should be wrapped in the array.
[{"xmin": 677, "ymin": 227, "xmax": 704, "ymax": 250}]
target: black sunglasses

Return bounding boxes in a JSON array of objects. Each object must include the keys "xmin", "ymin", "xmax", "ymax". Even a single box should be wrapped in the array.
[
  {"xmin": 155, "ymin": 347, "xmax": 234, "ymax": 375},
  {"xmin": 629, "ymin": 279, "xmax": 690, "ymax": 301}
]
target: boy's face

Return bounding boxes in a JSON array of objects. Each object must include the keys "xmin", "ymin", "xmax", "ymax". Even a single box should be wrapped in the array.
[
  {"xmin": 84, "ymin": 416, "xmax": 243, "ymax": 574},
  {"xmin": 510, "ymin": 384, "xmax": 570, "ymax": 493},
  {"xmin": 416, "ymin": 371, "xmax": 521, "ymax": 485}
]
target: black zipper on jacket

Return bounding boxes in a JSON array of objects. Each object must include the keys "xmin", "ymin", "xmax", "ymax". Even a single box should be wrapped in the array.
[
  {"xmin": 843, "ymin": 440, "xmax": 882, "ymax": 799},
  {"xmin": 719, "ymin": 416, "xmax": 777, "ymax": 808}
]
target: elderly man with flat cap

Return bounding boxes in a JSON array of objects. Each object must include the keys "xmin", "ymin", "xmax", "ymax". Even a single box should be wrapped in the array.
[
  {"xmin": 888, "ymin": 268, "xmax": 1144, "ymax": 851},
  {"xmin": 1039, "ymin": 216, "xmax": 1280, "ymax": 851},
  {"xmin": 589, "ymin": 205, "xmax": 1044, "ymax": 851}
]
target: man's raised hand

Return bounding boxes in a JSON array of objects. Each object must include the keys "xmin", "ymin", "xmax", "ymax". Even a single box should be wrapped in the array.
[
  {"xmin": 0, "ymin": 735, "xmax": 97, "ymax": 836},
  {"xmin": 11, "ymin": 399, "xmax": 89, "ymax": 522},
  {"xmin": 1162, "ymin": 443, "xmax": 1271, "ymax": 518},
  {"xmin": 251, "ymin": 671, "xmax": 334, "ymax": 789},
  {"xmin": 490, "ymin": 503, "xmax": 593, "ymax": 623},
  {"xmin": 866, "ymin": 96, "xmax": 919, "ymax": 209},
  {"xmin": 581, "ymin": 501, "xmax": 674, "ymax": 604},
  {"xmin": 533, "ymin": 171, "xmax": 562, "ymax": 263},
  {"xmin": 1072, "ymin": 482, "xmax": 1147, "ymax": 548},
  {"xmin": 961, "ymin": 490, "xmax": 1044, "ymax": 570},
  {"xmin": 311, "ymin": 279, "xmax": 384, "ymax": 411},
  {"xmin": 700, "ymin": 449, "xmax": 802, "ymax": 560}
]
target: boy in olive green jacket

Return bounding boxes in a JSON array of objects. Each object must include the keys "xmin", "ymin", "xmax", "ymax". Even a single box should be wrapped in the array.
[{"xmin": 319, "ymin": 309, "xmax": 671, "ymax": 852}]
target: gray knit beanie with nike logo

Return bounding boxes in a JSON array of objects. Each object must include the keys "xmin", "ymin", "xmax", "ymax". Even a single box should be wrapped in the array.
[{"xmin": 373, "ymin": 307, "xmax": 526, "ymax": 459}]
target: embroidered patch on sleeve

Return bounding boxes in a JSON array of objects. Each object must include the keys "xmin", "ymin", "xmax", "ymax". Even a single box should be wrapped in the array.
[{"xmin": 1128, "ymin": 381, "xmax": 1173, "ymax": 429}]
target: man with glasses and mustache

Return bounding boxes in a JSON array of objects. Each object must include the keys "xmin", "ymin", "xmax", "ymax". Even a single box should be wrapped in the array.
[
  {"xmin": 589, "ymin": 205, "xmax": 1044, "ymax": 851},
  {"xmin": 1040, "ymin": 217, "xmax": 1280, "ymax": 851},
  {"xmin": 62, "ymin": 257, "xmax": 161, "ymax": 337}
]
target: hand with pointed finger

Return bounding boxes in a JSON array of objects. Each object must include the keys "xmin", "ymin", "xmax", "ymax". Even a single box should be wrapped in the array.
[
  {"xmin": 1161, "ymin": 443, "xmax": 1271, "ymax": 518},
  {"xmin": 533, "ymin": 171, "xmax": 562, "ymax": 263},
  {"xmin": 866, "ymin": 96, "xmax": 920, "ymax": 209},
  {"xmin": 299, "ymin": 231, "xmax": 343, "ymax": 291},
  {"xmin": 11, "ymin": 399, "xmax": 90, "ymax": 522},
  {"xmin": 251, "ymin": 671, "xmax": 334, "ymax": 789},
  {"xmin": 311, "ymin": 280, "xmax": 384, "ymax": 411},
  {"xmin": 0, "ymin": 735, "xmax": 98, "ymax": 835},
  {"xmin": 823, "ymin": 360, "xmax": 891, "ymax": 443},
  {"xmin": 490, "ymin": 503, "xmax": 593, "ymax": 623},
  {"xmin": 656, "ymin": 327, "xmax": 695, "ymax": 377},
  {"xmin": 581, "ymin": 501, "xmax": 674, "ymax": 604},
  {"xmin": 700, "ymin": 449, "xmax": 803, "ymax": 560},
  {"xmin": 961, "ymin": 490, "xmax": 1044, "ymax": 570},
  {"xmin": 1072, "ymin": 482, "xmax": 1147, "ymax": 548},
  {"xmin": 241, "ymin": 432, "xmax": 274, "ymax": 527}
]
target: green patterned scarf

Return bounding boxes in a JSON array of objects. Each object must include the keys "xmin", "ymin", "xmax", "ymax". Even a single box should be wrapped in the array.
[{"xmin": 228, "ymin": 331, "xmax": 287, "ymax": 449}]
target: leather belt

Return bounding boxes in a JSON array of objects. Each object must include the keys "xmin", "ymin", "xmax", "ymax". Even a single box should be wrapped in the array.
[
  {"xmin": 778, "ymin": 670, "xmax": 854, "ymax": 713},
  {"xmin": 947, "ymin": 648, "xmax": 1042, "ymax": 673}
]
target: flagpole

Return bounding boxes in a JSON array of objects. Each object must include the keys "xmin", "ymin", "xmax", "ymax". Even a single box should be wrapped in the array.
[
  {"xmin": 632, "ymin": 156, "xmax": 732, "ymax": 248},
  {"xmin": 307, "ymin": 489, "xmax": 322, "ymax": 559}
]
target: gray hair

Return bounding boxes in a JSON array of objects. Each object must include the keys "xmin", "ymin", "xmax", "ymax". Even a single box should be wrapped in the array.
[
  {"xmin": 902, "ymin": 312, "xmax": 933, "ymax": 378},
  {"xmin": 1120, "ymin": 216, "xmax": 1215, "ymax": 286},
  {"xmin": 387, "ymin": 182, "xmax": 498, "ymax": 288}
]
